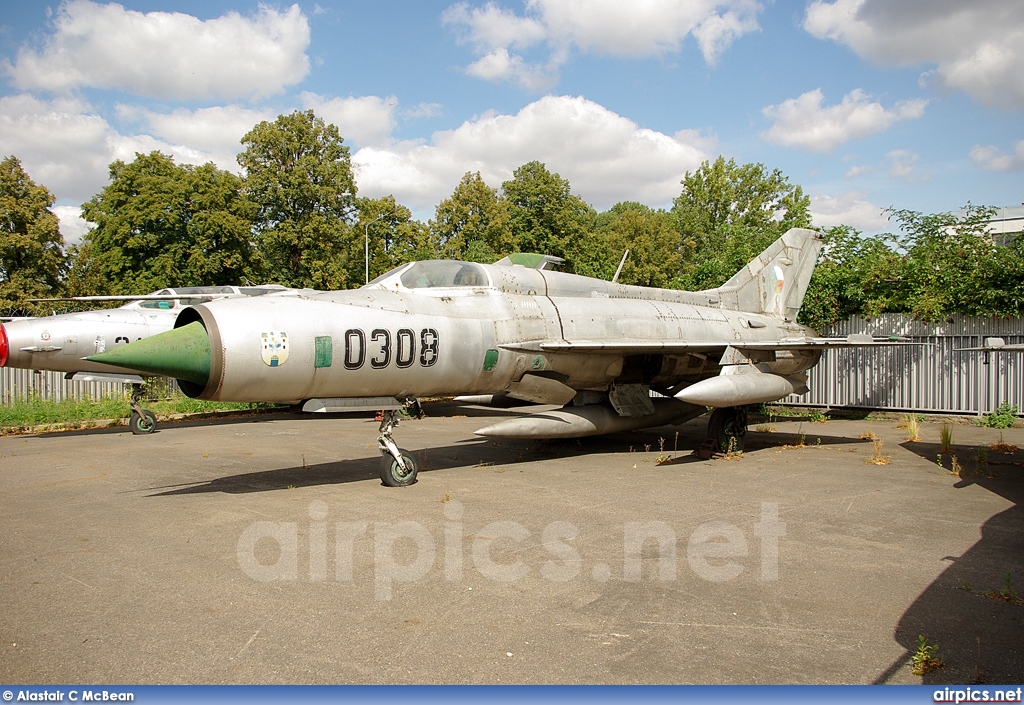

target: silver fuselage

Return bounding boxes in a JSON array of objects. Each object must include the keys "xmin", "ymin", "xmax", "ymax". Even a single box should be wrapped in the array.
[
  {"xmin": 1, "ymin": 286, "xmax": 304, "ymax": 377},
  {"xmin": 181, "ymin": 261, "xmax": 821, "ymax": 403}
]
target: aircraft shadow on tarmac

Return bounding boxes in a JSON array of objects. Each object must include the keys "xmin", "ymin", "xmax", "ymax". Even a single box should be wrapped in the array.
[
  {"xmin": 872, "ymin": 440, "xmax": 1024, "ymax": 684},
  {"xmin": 18, "ymin": 401, "xmax": 536, "ymax": 441},
  {"xmin": 144, "ymin": 413, "xmax": 867, "ymax": 495}
]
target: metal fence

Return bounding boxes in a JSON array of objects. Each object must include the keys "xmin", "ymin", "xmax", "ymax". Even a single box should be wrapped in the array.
[
  {"xmin": 0, "ymin": 368, "xmax": 177, "ymax": 405},
  {"xmin": 785, "ymin": 314, "xmax": 1023, "ymax": 416}
]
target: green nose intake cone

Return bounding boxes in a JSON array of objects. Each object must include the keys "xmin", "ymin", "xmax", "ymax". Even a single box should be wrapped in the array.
[{"xmin": 86, "ymin": 321, "xmax": 211, "ymax": 387}]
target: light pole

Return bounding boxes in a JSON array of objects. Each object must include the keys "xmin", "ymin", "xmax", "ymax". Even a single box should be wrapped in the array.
[{"xmin": 364, "ymin": 210, "xmax": 396, "ymax": 284}]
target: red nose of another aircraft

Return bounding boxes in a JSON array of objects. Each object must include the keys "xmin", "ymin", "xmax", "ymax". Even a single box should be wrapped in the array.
[{"xmin": 0, "ymin": 323, "xmax": 8, "ymax": 367}]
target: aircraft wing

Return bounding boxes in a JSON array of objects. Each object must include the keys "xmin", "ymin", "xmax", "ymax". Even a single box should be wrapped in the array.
[
  {"xmin": 29, "ymin": 294, "xmax": 231, "ymax": 302},
  {"xmin": 955, "ymin": 337, "xmax": 1024, "ymax": 352},
  {"xmin": 501, "ymin": 334, "xmax": 916, "ymax": 354}
]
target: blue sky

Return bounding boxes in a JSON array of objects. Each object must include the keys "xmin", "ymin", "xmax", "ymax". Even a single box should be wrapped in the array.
[{"xmin": 1, "ymin": 0, "xmax": 1022, "ymax": 245}]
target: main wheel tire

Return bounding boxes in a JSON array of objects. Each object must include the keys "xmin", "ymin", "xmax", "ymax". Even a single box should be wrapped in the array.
[
  {"xmin": 380, "ymin": 450, "xmax": 418, "ymax": 487},
  {"xmin": 708, "ymin": 407, "xmax": 745, "ymax": 454},
  {"xmin": 129, "ymin": 410, "xmax": 157, "ymax": 435}
]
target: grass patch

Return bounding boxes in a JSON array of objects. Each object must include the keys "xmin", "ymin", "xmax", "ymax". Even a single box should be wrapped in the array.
[
  {"xmin": 1, "ymin": 392, "xmax": 278, "ymax": 431},
  {"xmin": 0, "ymin": 394, "xmax": 130, "ymax": 427}
]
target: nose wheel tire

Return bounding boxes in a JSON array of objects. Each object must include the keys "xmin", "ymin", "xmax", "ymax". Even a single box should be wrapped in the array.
[
  {"xmin": 380, "ymin": 450, "xmax": 418, "ymax": 487},
  {"xmin": 129, "ymin": 410, "xmax": 157, "ymax": 435}
]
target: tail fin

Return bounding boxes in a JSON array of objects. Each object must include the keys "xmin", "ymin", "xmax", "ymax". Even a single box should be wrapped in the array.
[{"xmin": 709, "ymin": 227, "xmax": 822, "ymax": 320}]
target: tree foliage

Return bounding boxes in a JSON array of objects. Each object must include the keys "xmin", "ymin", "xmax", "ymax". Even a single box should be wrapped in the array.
[
  {"xmin": 0, "ymin": 156, "xmax": 66, "ymax": 313},
  {"xmin": 594, "ymin": 202, "xmax": 679, "ymax": 287},
  {"xmin": 72, "ymin": 152, "xmax": 255, "ymax": 295},
  {"xmin": 430, "ymin": 172, "xmax": 512, "ymax": 262},
  {"xmin": 502, "ymin": 161, "xmax": 597, "ymax": 270},
  {"xmin": 671, "ymin": 156, "xmax": 812, "ymax": 291},
  {"xmin": 238, "ymin": 110, "xmax": 357, "ymax": 289},
  {"xmin": 357, "ymin": 196, "xmax": 434, "ymax": 283},
  {"xmin": 801, "ymin": 205, "xmax": 1024, "ymax": 327}
]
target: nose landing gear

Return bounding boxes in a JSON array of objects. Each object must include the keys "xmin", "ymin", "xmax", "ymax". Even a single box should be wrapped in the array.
[
  {"xmin": 128, "ymin": 383, "xmax": 157, "ymax": 435},
  {"xmin": 377, "ymin": 399, "xmax": 424, "ymax": 487}
]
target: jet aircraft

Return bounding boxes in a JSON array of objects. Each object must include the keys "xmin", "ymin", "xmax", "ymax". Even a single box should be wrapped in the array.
[
  {"xmin": 88, "ymin": 228, "xmax": 904, "ymax": 485},
  {"xmin": 0, "ymin": 285, "xmax": 298, "ymax": 433}
]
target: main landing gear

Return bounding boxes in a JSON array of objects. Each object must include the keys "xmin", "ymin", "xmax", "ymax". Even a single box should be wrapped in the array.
[
  {"xmin": 377, "ymin": 399, "xmax": 424, "ymax": 487},
  {"xmin": 707, "ymin": 405, "xmax": 747, "ymax": 454},
  {"xmin": 128, "ymin": 383, "xmax": 157, "ymax": 435}
]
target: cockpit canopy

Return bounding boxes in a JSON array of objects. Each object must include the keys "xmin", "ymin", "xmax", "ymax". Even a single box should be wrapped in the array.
[
  {"xmin": 369, "ymin": 261, "xmax": 490, "ymax": 289},
  {"xmin": 138, "ymin": 285, "xmax": 287, "ymax": 309}
]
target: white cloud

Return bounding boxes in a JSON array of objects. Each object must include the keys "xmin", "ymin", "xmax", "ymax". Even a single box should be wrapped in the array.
[
  {"xmin": 116, "ymin": 104, "xmax": 275, "ymax": 172},
  {"xmin": 760, "ymin": 88, "xmax": 927, "ymax": 152},
  {"xmin": 52, "ymin": 205, "xmax": 93, "ymax": 247},
  {"xmin": 809, "ymin": 191, "xmax": 889, "ymax": 232},
  {"xmin": 442, "ymin": 2, "xmax": 548, "ymax": 52},
  {"xmin": 970, "ymin": 141, "xmax": 1024, "ymax": 172},
  {"xmin": 844, "ymin": 164, "xmax": 872, "ymax": 179},
  {"xmin": 443, "ymin": 0, "xmax": 764, "ymax": 89},
  {"xmin": 299, "ymin": 93, "xmax": 398, "ymax": 148},
  {"xmin": 884, "ymin": 149, "xmax": 927, "ymax": 182},
  {"xmin": 403, "ymin": 103, "xmax": 445, "ymax": 120},
  {"xmin": 804, "ymin": 0, "xmax": 1024, "ymax": 109},
  {"xmin": 464, "ymin": 48, "xmax": 560, "ymax": 91},
  {"xmin": 0, "ymin": 94, "xmax": 223, "ymax": 204},
  {"xmin": 352, "ymin": 95, "xmax": 712, "ymax": 215},
  {"xmin": 3, "ymin": 1, "xmax": 310, "ymax": 101},
  {"xmin": 530, "ymin": 0, "xmax": 761, "ymax": 61}
]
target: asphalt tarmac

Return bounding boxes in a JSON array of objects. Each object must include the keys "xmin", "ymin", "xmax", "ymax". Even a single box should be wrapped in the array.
[{"xmin": 1, "ymin": 402, "xmax": 1021, "ymax": 684}]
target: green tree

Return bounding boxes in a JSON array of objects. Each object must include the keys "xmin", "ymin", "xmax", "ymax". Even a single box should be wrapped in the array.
[
  {"xmin": 430, "ymin": 171, "xmax": 512, "ymax": 262},
  {"xmin": 501, "ymin": 161, "xmax": 597, "ymax": 272},
  {"xmin": 239, "ymin": 110, "xmax": 357, "ymax": 289},
  {"xmin": 71, "ymin": 152, "xmax": 255, "ymax": 295},
  {"xmin": 0, "ymin": 156, "xmax": 66, "ymax": 312},
  {"xmin": 356, "ymin": 196, "xmax": 435, "ymax": 283},
  {"xmin": 877, "ymin": 205, "xmax": 1022, "ymax": 321},
  {"xmin": 798, "ymin": 225, "xmax": 900, "ymax": 329},
  {"xmin": 594, "ymin": 202, "xmax": 679, "ymax": 287},
  {"xmin": 799, "ymin": 205, "xmax": 1024, "ymax": 328},
  {"xmin": 671, "ymin": 156, "xmax": 811, "ymax": 290}
]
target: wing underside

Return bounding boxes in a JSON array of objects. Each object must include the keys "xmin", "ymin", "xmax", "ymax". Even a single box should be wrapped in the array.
[{"xmin": 500, "ymin": 335, "xmax": 915, "ymax": 355}]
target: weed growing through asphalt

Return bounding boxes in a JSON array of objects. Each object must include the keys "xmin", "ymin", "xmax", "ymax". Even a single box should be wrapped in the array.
[
  {"xmin": 984, "ymin": 572, "xmax": 1024, "ymax": 605},
  {"xmin": 903, "ymin": 414, "xmax": 921, "ymax": 442},
  {"xmin": 976, "ymin": 402, "xmax": 1019, "ymax": 429},
  {"xmin": 975, "ymin": 447, "xmax": 988, "ymax": 475},
  {"xmin": 950, "ymin": 455, "xmax": 963, "ymax": 477},
  {"xmin": 655, "ymin": 436, "xmax": 673, "ymax": 465},
  {"xmin": 991, "ymin": 433, "xmax": 1018, "ymax": 453},
  {"xmin": 939, "ymin": 424, "xmax": 954, "ymax": 453},
  {"xmin": 866, "ymin": 436, "xmax": 891, "ymax": 465},
  {"xmin": 721, "ymin": 436, "xmax": 743, "ymax": 461},
  {"xmin": 911, "ymin": 635, "xmax": 944, "ymax": 676}
]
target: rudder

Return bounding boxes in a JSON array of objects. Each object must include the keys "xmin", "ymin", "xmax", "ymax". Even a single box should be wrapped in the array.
[{"xmin": 706, "ymin": 227, "xmax": 822, "ymax": 320}]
